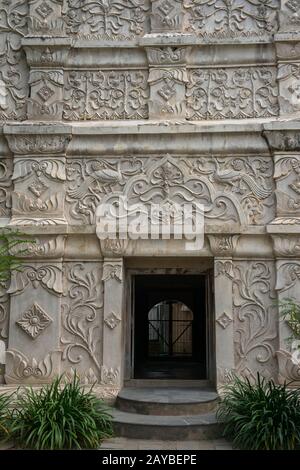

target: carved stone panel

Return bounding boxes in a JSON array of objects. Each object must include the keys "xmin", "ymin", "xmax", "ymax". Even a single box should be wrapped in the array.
[
  {"xmin": 63, "ymin": 0, "xmax": 150, "ymax": 39},
  {"xmin": 272, "ymin": 154, "xmax": 300, "ymax": 224},
  {"xmin": 187, "ymin": 67, "xmax": 279, "ymax": 120},
  {"xmin": 0, "ymin": 1, "xmax": 29, "ymax": 122},
  {"xmin": 28, "ymin": 0, "xmax": 66, "ymax": 37},
  {"xmin": 233, "ymin": 261, "xmax": 278, "ymax": 381},
  {"xmin": 278, "ymin": 64, "xmax": 300, "ymax": 117},
  {"xmin": 61, "ymin": 262, "xmax": 103, "ymax": 383},
  {"xmin": 66, "ymin": 154, "xmax": 274, "ymax": 227},
  {"xmin": 183, "ymin": 0, "xmax": 279, "ymax": 39},
  {"xmin": 10, "ymin": 157, "xmax": 67, "ymax": 226},
  {"xmin": 0, "ymin": 159, "xmax": 13, "ymax": 218},
  {"xmin": 150, "ymin": 0, "xmax": 184, "ymax": 33},
  {"xmin": 63, "ymin": 70, "xmax": 149, "ymax": 120},
  {"xmin": 6, "ymin": 262, "xmax": 63, "ymax": 384}
]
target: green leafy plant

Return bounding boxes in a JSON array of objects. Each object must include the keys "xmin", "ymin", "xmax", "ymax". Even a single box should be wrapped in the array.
[
  {"xmin": 0, "ymin": 393, "xmax": 11, "ymax": 441},
  {"xmin": 0, "ymin": 228, "xmax": 29, "ymax": 286},
  {"xmin": 9, "ymin": 375, "xmax": 113, "ymax": 449},
  {"xmin": 278, "ymin": 298, "xmax": 300, "ymax": 341},
  {"xmin": 217, "ymin": 373, "xmax": 300, "ymax": 450}
]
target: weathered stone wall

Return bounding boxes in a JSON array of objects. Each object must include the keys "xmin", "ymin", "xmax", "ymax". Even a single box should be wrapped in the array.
[{"xmin": 0, "ymin": 0, "xmax": 300, "ymax": 391}]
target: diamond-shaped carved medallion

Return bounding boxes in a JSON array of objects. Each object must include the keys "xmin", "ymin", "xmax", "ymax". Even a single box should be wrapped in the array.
[
  {"xmin": 104, "ymin": 312, "xmax": 121, "ymax": 330},
  {"xmin": 28, "ymin": 179, "xmax": 48, "ymax": 198},
  {"xmin": 216, "ymin": 312, "xmax": 233, "ymax": 329},
  {"xmin": 37, "ymin": 85, "xmax": 54, "ymax": 102},
  {"xmin": 158, "ymin": 0, "xmax": 174, "ymax": 16},
  {"xmin": 17, "ymin": 303, "xmax": 52, "ymax": 339},
  {"xmin": 158, "ymin": 80, "xmax": 176, "ymax": 101},
  {"xmin": 36, "ymin": 1, "xmax": 54, "ymax": 19}
]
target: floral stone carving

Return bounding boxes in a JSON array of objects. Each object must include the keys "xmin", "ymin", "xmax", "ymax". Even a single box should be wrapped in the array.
[{"xmin": 16, "ymin": 303, "xmax": 52, "ymax": 339}]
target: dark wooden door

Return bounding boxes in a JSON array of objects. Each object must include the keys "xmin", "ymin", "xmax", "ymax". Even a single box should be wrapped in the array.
[{"xmin": 134, "ymin": 275, "xmax": 207, "ymax": 379}]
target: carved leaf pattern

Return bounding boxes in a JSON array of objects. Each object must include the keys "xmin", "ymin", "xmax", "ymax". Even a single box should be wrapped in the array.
[
  {"xmin": 0, "ymin": 159, "xmax": 12, "ymax": 217},
  {"xmin": 233, "ymin": 261, "xmax": 278, "ymax": 380},
  {"xmin": 63, "ymin": 70, "xmax": 149, "ymax": 120},
  {"xmin": 61, "ymin": 263, "xmax": 103, "ymax": 376},
  {"xmin": 184, "ymin": 0, "xmax": 279, "ymax": 38},
  {"xmin": 66, "ymin": 157, "xmax": 145, "ymax": 224},
  {"xmin": 66, "ymin": 155, "xmax": 274, "ymax": 226},
  {"xmin": 0, "ymin": 0, "xmax": 29, "ymax": 121},
  {"xmin": 63, "ymin": 0, "xmax": 150, "ymax": 39},
  {"xmin": 8, "ymin": 265, "xmax": 63, "ymax": 296},
  {"xmin": 186, "ymin": 67, "xmax": 279, "ymax": 120}
]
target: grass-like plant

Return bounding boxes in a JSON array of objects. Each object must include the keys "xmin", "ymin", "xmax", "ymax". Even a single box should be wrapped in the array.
[
  {"xmin": 217, "ymin": 373, "xmax": 300, "ymax": 450},
  {"xmin": 9, "ymin": 376, "xmax": 113, "ymax": 449},
  {"xmin": 0, "ymin": 393, "xmax": 10, "ymax": 441}
]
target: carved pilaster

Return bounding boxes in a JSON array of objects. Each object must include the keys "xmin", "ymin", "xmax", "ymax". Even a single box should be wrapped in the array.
[
  {"xmin": 4, "ymin": 125, "xmax": 71, "ymax": 227},
  {"xmin": 214, "ymin": 259, "xmax": 235, "ymax": 388},
  {"xmin": 5, "ymin": 260, "xmax": 63, "ymax": 384},
  {"xmin": 145, "ymin": 46, "xmax": 190, "ymax": 120},
  {"xmin": 23, "ymin": 38, "xmax": 71, "ymax": 121},
  {"xmin": 28, "ymin": 0, "xmax": 66, "ymax": 37},
  {"xmin": 101, "ymin": 258, "xmax": 124, "ymax": 388},
  {"xmin": 270, "ymin": 232, "xmax": 300, "ymax": 385},
  {"xmin": 264, "ymin": 125, "xmax": 300, "ymax": 226},
  {"xmin": 275, "ymin": 0, "xmax": 300, "ymax": 117}
]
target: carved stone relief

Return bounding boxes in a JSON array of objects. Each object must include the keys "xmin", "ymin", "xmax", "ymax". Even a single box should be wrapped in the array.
[
  {"xmin": 66, "ymin": 154, "xmax": 274, "ymax": 226},
  {"xmin": 28, "ymin": 0, "xmax": 66, "ymax": 37},
  {"xmin": 63, "ymin": 70, "xmax": 149, "ymax": 120},
  {"xmin": 278, "ymin": 64, "xmax": 300, "ymax": 116},
  {"xmin": 233, "ymin": 261, "xmax": 278, "ymax": 381},
  {"xmin": 146, "ymin": 46, "xmax": 190, "ymax": 119},
  {"xmin": 0, "ymin": 158, "xmax": 12, "ymax": 218},
  {"xmin": 150, "ymin": 0, "xmax": 184, "ymax": 33},
  {"xmin": 10, "ymin": 157, "xmax": 67, "ymax": 226},
  {"xmin": 63, "ymin": 0, "xmax": 150, "ymax": 39},
  {"xmin": 184, "ymin": 0, "xmax": 279, "ymax": 39},
  {"xmin": 0, "ymin": 0, "xmax": 29, "ymax": 122},
  {"xmin": 187, "ymin": 67, "xmax": 279, "ymax": 120},
  {"xmin": 272, "ymin": 154, "xmax": 300, "ymax": 224},
  {"xmin": 61, "ymin": 262, "xmax": 103, "ymax": 382}
]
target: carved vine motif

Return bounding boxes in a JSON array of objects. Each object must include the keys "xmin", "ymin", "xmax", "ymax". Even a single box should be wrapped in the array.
[
  {"xmin": 0, "ymin": 0, "xmax": 29, "ymax": 121},
  {"xmin": 63, "ymin": 70, "xmax": 149, "ymax": 120},
  {"xmin": 0, "ymin": 159, "xmax": 12, "ymax": 217},
  {"xmin": 183, "ymin": 0, "xmax": 279, "ymax": 38},
  {"xmin": 61, "ymin": 263, "xmax": 103, "ymax": 376},
  {"xmin": 5, "ymin": 349, "xmax": 60, "ymax": 384},
  {"xmin": 66, "ymin": 155, "xmax": 274, "ymax": 226},
  {"xmin": 186, "ymin": 67, "xmax": 279, "ymax": 120},
  {"xmin": 63, "ymin": 0, "xmax": 150, "ymax": 39},
  {"xmin": 8, "ymin": 265, "xmax": 63, "ymax": 296},
  {"xmin": 66, "ymin": 157, "xmax": 145, "ymax": 224},
  {"xmin": 187, "ymin": 155, "xmax": 274, "ymax": 225},
  {"xmin": 232, "ymin": 261, "xmax": 278, "ymax": 380}
]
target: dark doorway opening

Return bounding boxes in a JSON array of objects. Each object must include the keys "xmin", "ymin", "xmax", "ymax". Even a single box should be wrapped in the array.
[{"xmin": 134, "ymin": 275, "xmax": 207, "ymax": 380}]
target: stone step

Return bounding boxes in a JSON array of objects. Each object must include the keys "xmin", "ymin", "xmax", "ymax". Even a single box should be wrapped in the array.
[
  {"xmin": 116, "ymin": 387, "xmax": 219, "ymax": 415},
  {"xmin": 112, "ymin": 409, "xmax": 223, "ymax": 441}
]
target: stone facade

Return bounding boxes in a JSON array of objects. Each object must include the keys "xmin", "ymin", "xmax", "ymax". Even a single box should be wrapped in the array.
[{"xmin": 0, "ymin": 0, "xmax": 300, "ymax": 394}]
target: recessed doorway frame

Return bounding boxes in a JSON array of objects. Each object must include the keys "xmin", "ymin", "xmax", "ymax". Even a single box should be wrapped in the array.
[{"xmin": 124, "ymin": 258, "xmax": 216, "ymax": 386}]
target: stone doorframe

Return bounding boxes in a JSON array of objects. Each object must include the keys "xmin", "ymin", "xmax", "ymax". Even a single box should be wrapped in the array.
[{"xmin": 98, "ymin": 235, "xmax": 241, "ymax": 390}]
